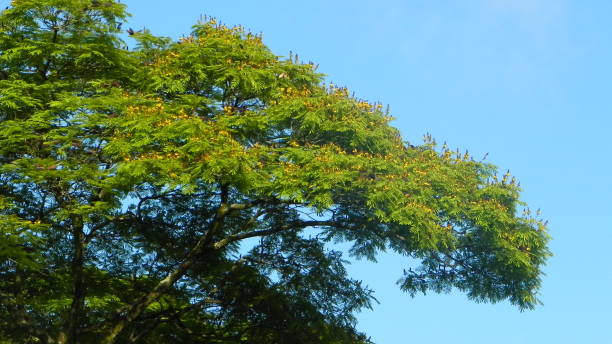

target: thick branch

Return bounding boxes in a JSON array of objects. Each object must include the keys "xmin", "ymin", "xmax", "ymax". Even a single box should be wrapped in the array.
[
  {"xmin": 213, "ymin": 220, "xmax": 337, "ymax": 250},
  {"xmin": 97, "ymin": 197, "xmax": 288, "ymax": 342},
  {"xmin": 99, "ymin": 201, "xmax": 235, "ymax": 343}
]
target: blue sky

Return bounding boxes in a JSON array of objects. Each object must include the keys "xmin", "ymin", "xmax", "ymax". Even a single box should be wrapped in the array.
[{"xmin": 122, "ymin": 1, "xmax": 612, "ymax": 343}]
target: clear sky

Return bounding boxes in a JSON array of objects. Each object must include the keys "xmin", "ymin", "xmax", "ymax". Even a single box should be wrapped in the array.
[{"xmin": 122, "ymin": 1, "xmax": 612, "ymax": 343}]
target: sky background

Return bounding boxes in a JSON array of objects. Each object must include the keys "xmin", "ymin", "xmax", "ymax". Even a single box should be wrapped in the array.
[{"xmin": 120, "ymin": 1, "xmax": 612, "ymax": 343}]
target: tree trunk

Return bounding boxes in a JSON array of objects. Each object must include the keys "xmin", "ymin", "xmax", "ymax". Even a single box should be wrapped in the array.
[{"xmin": 65, "ymin": 219, "xmax": 86, "ymax": 344}]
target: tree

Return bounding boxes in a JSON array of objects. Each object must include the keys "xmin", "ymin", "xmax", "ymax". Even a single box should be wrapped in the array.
[{"xmin": 0, "ymin": 1, "xmax": 550, "ymax": 343}]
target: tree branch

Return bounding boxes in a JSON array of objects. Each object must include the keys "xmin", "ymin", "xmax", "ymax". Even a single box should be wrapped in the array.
[
  {"xmin": 213, "ymin": 220, "xmax": 338, "ymax": 250},
  {"xmin": 94, "ymin": 196, "xmax": 278, "ymax": 342},
  {"xmin": 99, "ymin": 198, "xmax": 240, "ymax": 343}
]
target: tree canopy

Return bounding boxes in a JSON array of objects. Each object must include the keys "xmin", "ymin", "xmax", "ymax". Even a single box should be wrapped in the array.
[{"xmin": 0, "ymin": 1, "xmax": 550, "ymax": 343}]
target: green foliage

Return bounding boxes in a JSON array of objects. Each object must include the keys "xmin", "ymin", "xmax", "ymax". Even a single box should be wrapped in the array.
[{"xmin": 0, "ymin": 1, "xmax": 550, "ymax": 343}]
